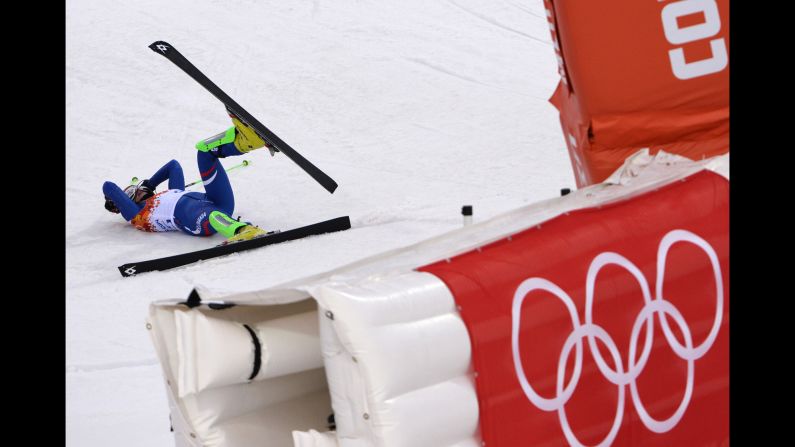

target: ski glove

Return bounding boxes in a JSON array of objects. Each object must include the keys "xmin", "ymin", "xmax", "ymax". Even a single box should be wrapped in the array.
[{"xmin": 104, "ymin": 196, "xmax": 120, "ymax": 214}]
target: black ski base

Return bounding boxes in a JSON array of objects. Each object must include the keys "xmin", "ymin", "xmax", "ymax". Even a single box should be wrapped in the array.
[{"xmin": 118, "ymin": 216, "xmax": 351, "ymax": 277}]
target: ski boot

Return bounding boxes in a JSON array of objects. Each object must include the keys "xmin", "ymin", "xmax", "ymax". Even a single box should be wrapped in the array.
[
  {"xmin": 209, "ymin": 211, "xmax": 269, "ymax": 244},
  {"xmin": 196, "ymin": 108, "xmax": 278, "ymax": 157}
]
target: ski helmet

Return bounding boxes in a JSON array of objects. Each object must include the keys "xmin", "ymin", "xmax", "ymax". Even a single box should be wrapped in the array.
[{"xmin": 124, "ymin": 181, "xmax": 155, "ymax": 204}]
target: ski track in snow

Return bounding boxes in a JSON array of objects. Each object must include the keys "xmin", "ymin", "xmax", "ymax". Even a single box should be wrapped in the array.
[
  {"xmin": 405, "ymin": 57, "xmax": 490, "ymax": 86},
  {"xmin": 443, "ymin": 0, "xmax": 552, "ymax": 45},
  {"xmin": 66, "ymin": 0, "xmax": 573, "ymax": 446}
]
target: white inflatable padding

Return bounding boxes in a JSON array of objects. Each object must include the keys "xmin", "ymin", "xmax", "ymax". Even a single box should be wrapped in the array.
[
  {"xmin": 207, "ymin": 389, "xmax": 332, "ymax": 447},
  {"xmin": 174, "ymin": 309, "xmax": 322, "ymax": 397},
  {"xmin": 293, "ymin": 429, "xmax": 340, "ymax": 447},
  {"xmin": 147, "ymin": 309, "xmax": 203, "ymax": 447},
  {"xmin": 194, "ymin": 297, "xmax": 318, "ymax": 325},
  {"xmin": 316, "ymin": 273, "xmax": 471, "ymax": 401},
  {"xmin": 320, "ymin": 309, "xmax": 374, "ymax": 445},
  {"xmin": 362, "ymin": 314, "xmax": 471, "ymax": 400},
  {"xmin": 150, "ymin": 303, "xmax": 333, "ymax": 447},
  {"xmin": 316, "ymin": 272, "xmax": 479, "ymax": 447},
  {"xmin": 604, "ymin": 149, "xmax": 729, "ymax": 185},
  {"xmin": 256, "ymin": 310, "xmax": 323, "ymax": 381},
  {"xmin": 181, "ymin": 368, "xmax": 328, "ymax": 442},
  {"xmin": 375, "ymin": 375, "xmax": 479, "ymax": 447},
  {"xmin": 175, "ymin": 309, "xmax": 250, "ymax": 398},
  {"xmin": 318, "ymin": 273, "xmax": 458, "ymax": 327},
  {"xmin": 149, "ymin": 307, "xmax": 184, "ymax": 397}
]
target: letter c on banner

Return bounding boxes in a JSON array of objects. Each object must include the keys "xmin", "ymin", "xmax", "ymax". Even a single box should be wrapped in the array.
[{"xmin": 661, "ymin": 0, "xmax": 728, "ymax": 80}]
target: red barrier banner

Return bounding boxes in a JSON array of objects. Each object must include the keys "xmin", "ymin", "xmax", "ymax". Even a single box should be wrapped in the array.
[
  {"xmin": 543, "ymin": 0, "xmax": 729, "ymax": 187},
  {"xmin": 420, "ymin": 170, "xmax": 729, "ymax": 446}
]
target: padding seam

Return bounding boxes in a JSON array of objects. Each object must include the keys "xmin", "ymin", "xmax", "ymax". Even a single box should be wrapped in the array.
[{"xmin": 243, "ymin": 324, "xmax": 262, "ymax": 380}]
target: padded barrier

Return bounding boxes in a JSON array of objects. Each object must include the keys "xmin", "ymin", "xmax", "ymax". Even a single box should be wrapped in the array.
[{"xmin": 148, "ymin": 153, "xmax": 729, "ymax": 446}]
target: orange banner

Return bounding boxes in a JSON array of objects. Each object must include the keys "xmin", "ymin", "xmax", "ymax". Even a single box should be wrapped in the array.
[{"xmin": 544, "ymin": 0, "xmax": 729, "ymax": 186}]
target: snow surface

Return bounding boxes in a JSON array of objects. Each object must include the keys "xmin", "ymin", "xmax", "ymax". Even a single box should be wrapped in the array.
[{"xmin": 65, "ymin": 0, "xmax": 574, "ymax": 445}]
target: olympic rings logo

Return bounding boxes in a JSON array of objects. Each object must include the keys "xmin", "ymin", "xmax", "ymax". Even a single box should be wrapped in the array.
[{"xmin": 511, "ymin": 229, "xmax": 724, "ymax": 447}]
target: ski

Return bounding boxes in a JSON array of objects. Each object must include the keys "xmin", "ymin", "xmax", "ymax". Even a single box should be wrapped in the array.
[
  {"xmin": 148, "ymin": 41, "xmax": 338, "ymax": 194},
  {"xmin": 118, "ymin": 216, "xmax": 351, "ymax": 277}
]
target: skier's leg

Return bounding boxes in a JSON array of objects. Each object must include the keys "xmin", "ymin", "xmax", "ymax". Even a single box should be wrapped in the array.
[
  {"xmin": 193, "ymin": 108, "xmax": 274, "ymax": 215},
  {"xmin": 196, "ymin": 150, "xmax": 235, "ymax": 215}
]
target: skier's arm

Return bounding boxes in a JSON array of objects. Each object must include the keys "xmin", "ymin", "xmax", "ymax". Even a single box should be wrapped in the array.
[
  {"xmin": 147, "ymin": 159, "xmax": 185, "ymax": 190},
  {"xmin": 103, "ymin": 181, "xmax": 144, "ymax": 221}
]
